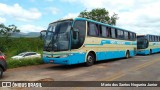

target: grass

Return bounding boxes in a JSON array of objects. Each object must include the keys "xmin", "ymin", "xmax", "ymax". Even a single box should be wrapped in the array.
[
  {"xmin": 0, "ymin": 37, "xmax": 44, "ymax": 69},
  {"xmin": 7, "ymin": 58, "xmax": 44, "ymax": 69}
]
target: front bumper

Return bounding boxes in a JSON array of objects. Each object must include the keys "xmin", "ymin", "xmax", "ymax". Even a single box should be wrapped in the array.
[
  {"xmin": 43, "ymin": 53, "xmax": 86, "ymax": 65},
  {"xmin": 137, "ymin": 49, "xmax": 149, "ymax": 55}
]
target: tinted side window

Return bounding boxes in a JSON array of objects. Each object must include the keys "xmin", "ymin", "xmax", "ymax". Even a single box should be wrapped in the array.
[
  {"xmin": 153, "ymin": 36, "xmax": 155, "ymax": 42},
  {"xmin": 124, "ymin": 31, "xmax": 129, "ymax": 40},
  {"xmin": 88, "ymin": 22, "xmax": 99, "ymax": 36},
  {"xmin": 117, "ymin": 30, "xmax": 121, "ymax": 39},
  {"xmin": 149, "ymin": 36, "xmax": 152, "ymax": 41},
  {"xmin": 152, "ymin": 36, "xmax": 154, "ymax": 42},
  {"xmin": 101, "ymin": 26, "xmax": 108, "ymax": 37},
  {"xmin": 133, "ymin": 33, "xmax": 136, "ymax": 40},
  {"xmin": 24, "ymin": 53, "xmax": 30, "ymax": 56},
  {"xmin": 117, "ymin": 30, "xmax": 124, "ymax": 39},
  {"xmin": 31, "ymin": 53, "xmax": 36, "ymax": 55},
  {"xmin": 74, "ymin": 20, "xmax": 86, "ymax": 38},
  {"xmin": 111, "ymin": 28, "xmax": 116, "ymax": 38},
  {"xmin": 72, "ymin": 20, "xmax": 86, "ymax": 49},
  {"xmin": 130, "ymin": 33, "xmax": 133, "ymax": 40},
  {"xmin": 156, "ymin": 36, "xmax": 158, "ymax": 41}
]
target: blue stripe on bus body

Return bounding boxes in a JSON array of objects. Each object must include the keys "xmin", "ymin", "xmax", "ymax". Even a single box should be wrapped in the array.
[
  {"xmin": 137, "ymin": 48, "xmax": 160, "ymax": 55},
  {"xmin": 137, "ymin": 49, "xmax": 150, "ymax": 55},
  {"xmin": 43, "ymin": 50, "xmax": 135, "ymax": 65},
  {"xmin": 85, "ymin": 40, "xmax": 136, "ymax": 46}
]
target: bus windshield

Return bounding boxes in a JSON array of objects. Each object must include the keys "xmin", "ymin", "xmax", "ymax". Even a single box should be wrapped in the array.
[
  {"xmin": 137, "ymin": 38, "xmax": 149, "ymax": 49},
  {"xmin": 44, "ymin": 20, "xmax": 72, "ymax": 51}
]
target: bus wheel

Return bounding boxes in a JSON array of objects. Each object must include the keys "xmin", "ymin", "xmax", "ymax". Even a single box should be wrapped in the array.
[
  {"xmin": 149, "ymin": 49, "xmax": 152, "ymax": 55},
  {"xmin": 86, "ymin": 53, "xmax": 95, "ymax": 66},
  {"xmin": 125, "ymin": 51, "xmax": 130, "ymax": 59},
  {"xmin": 0, "ymin": 67, "xmax": 3, "ymax": 79}
]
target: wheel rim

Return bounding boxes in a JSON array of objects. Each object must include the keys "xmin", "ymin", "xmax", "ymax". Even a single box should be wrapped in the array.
[
  {"xmin": 87, "ymin": 55, "xmax": 93, "ymax": 63},
  {"xmin": 126, "ymin": 52, "xmax": 129, "ymax": 58}
]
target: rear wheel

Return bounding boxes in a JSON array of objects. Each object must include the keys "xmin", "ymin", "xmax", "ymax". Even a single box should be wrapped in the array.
[
  {"xmin": 86, "ymin": 53, "xmax": 95, "ymax": 66},
  {"xmin": 149, "ymin": 49, "xmax": 152, "ymax": 55},
  {"xmin": 125, "ymin": 51, "xmax": 130, "ymax": 59},
  {"xmin": 0, "ymin": 67, "xmax": 3, "ymax": 78}
]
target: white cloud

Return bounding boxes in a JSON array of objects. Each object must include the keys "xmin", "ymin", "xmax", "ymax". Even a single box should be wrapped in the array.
[
  {"xmin": 19, "ymin": 24, "xmax": 45, "ymax": 33},
  {"xmin": 46, "ymin": 7, "xmax": 59, "ymax": 15},
  {"xmin": 0, "ymin": 3, "xmax": 41, "ymax": 22},
  {"xmin": 45, "ymin": 0, "xmax": 54, "ymax": 2},
  {"xmin": 61, "ymin": 0, "xmax": 77, "ymax": 3},
  {"xmin": 0, "ymin": 17, "xmax": 6, "ymax": 23},
  {"xmin": 63, "ymin": 0, "xmax": 160, "ymax": 35},
  {"xmin": 63, "ymin": 13, "xmax": 79, "ymax": 19}
]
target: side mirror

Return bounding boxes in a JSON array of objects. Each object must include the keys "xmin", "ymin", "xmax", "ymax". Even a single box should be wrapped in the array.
[{"xmin": 40, "ymin": 30, "xmax": 47, "ymax": 39}]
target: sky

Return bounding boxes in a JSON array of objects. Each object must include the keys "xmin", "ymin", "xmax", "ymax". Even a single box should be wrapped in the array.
[{"xmin": 0, "ymin": 0, "xmax": 160, "ymax": 35}]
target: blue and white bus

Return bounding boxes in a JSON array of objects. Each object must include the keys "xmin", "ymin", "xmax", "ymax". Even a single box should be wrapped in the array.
[
  {"xmin": 137, "ymin": 34, "xmax": 160, "ymax": 55},
  {"xmin": 42, "ymin": 18, "xmax": 137, "ymax": 66}
]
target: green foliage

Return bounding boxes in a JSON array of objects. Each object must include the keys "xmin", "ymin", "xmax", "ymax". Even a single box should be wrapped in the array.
[
  {"xmin": 0, "ymin": 37, "xmax": 44, "ymax": 69},
  {"xmin": 0, "ymin": 37, "xmax": 43, "ymax": 59},
  {"xmin": 0, "ymin": 24, "xmax": 20, "ymax": 37},
  {"xmin": 7, "ymin": 58, "xmax": 43, "ymax": 69},
  {"xmin": 79, "ymin": 8, "xmax": 119, "ymax": 25}
]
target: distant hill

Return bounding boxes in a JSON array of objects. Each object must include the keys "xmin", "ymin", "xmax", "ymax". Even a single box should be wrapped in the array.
[{"xmin": 11, "ymin": 32, "xmax": 40, "ymax": 37}]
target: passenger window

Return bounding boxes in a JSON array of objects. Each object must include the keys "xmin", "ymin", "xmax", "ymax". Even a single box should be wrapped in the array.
[
  {"xmin": 152, "ymin": 36, "xmax": 154, "ymax": 42},
  {"xmin": 111, "ymin": 28, "xmax": 116, "ymax": 38},
  {"xmin": 124, "ymin": 31, "xmax": 128, "ymax": 40},
  {"xmin": 107, "ymin": 27, "xmax": 111, "ymax": 37},
  {"xmin": 130, "ymin": 33, "xmax": 133, "ymax": 40},
  {"xmin": 156, "ymin": 36, "xmax": 159, "ymax": 41},
  {"xmin": 88, "ymin": 22, "xmax": 99, "ymax": 36},
  {"xmin": 133, "ymin": 33, "xmax": 136, "ymax": 40},
  {"xmin": 117, "ymin": 30, "xmax": 124, "ymax": 39},
  {"xmin": 72, "ymin": 20, "xmax": 86, "ymax": 49},
  {"xmin": 101, "ymin": 26, "xmax": 108, "ymax": 37}
]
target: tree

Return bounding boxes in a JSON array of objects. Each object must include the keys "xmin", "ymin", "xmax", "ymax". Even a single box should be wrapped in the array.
[
  {"xmin": 0, "ymin": 24, "xmax": 20, "ymax": 37},
  {"xmin": 79, "ymin": 8, "xmax": 119, "ymax": 25}
]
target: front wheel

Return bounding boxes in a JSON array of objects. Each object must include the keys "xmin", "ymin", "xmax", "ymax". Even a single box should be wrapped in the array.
[
  {"xmin": 86, "ymin": 53, "xmax": 95, "ymax": 66},
  {"xmin": 0, "ymin": 67, "xmax": 3, "ymax": 78},
  {"xmin": 149, "ymin": 49, "xmax": 152, "ymax": 55}
]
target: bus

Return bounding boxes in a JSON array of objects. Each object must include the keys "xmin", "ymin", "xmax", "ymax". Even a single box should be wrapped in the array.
[
  {"xmin": 137, "ymin": 34, "xmax": 160, "ymax": 55},
  {"xmin": 42, "ymin": 18, "xmax": 137, "ymax": 66}
]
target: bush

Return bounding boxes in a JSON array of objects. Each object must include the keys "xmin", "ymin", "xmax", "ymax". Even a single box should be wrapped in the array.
[{"xmin": 7, "ymin": 58, "xmax": 44, "ymax": 69}]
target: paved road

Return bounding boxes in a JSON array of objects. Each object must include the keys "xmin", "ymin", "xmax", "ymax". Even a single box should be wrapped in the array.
[{"xmin": 0, "ymin": 53, "xmax": 160, "ymax": 90}]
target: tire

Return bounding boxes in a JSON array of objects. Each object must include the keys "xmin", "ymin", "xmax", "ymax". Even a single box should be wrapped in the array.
[
  {"xmin": 125, "ymin": 51, "xmax": 130, "ymax": 59},
  {"xmin": 149, "ymin": 49, "xmax": 152, "ymax": 55},
  {"xmin": 0, "ymin": 67, "xmax": 3, "ymax": 79},
  {"xmin": 86, "ymin": 53, "xmax": 95, "ymax": 66}
]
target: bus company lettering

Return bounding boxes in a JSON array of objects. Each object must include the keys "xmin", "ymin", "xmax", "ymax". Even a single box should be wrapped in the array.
[{"xmin": 110, "ymin": 41, "xmax": 125, "ymax": 45}]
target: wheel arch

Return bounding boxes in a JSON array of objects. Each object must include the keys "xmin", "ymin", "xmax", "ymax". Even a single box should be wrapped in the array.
[{"xmin": 85, "ymin": 50, "xmax": 96, "ymax": 62}]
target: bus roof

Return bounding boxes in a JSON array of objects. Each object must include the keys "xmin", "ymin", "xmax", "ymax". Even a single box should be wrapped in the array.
[
  {"xmin": 139, "ymin": 34, "xmax": 160, "ymax": 37},
  {"xmin": 74, "ymin": 17, "xmax": 136, "ymax": 34},
  {"xmin": 50, "ymin": 17, "xmax": 136, "ymax": 34},
  {"xmin": 146, "ymin": 34, "xmax": 160, "ymax": 37}
]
